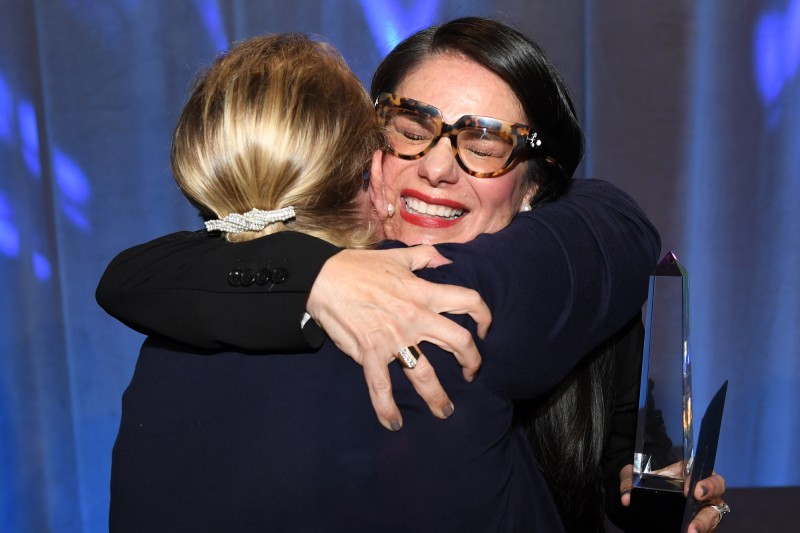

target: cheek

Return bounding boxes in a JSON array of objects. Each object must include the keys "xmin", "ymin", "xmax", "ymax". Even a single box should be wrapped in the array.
[
  {"xmin": 474, "ymin": 176, "xmax": 525, "ymax": 217},
  {"xmin": 381, "ymin": 215, "xmax": 402, "ymax": 240},
  {"xmin": 380, "ymin": 156, "xmax": 413, "ymax": 195}
]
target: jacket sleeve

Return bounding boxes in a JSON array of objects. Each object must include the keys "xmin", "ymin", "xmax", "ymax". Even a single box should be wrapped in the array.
[
  {"xmin": 424, "ymin": 178, "xmax": 661, "ymax": 399},
  {"xmin": 97, "ymin": 178, "xmax": 660, "ymax": 368},
  {"xmin": 96, "ymin": 230, "xmax": 341, "ymax": 352}
]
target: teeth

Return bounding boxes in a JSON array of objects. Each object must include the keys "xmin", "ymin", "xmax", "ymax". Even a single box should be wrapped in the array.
[{"xmin": 404, "ymin": 197, "xmax": 464, "ymax": 219}]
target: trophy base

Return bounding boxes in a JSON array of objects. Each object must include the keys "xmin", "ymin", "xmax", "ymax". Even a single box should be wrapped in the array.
[{"xmin": 626, "ymin": 475, "xmax": 686, "ymax": 533}]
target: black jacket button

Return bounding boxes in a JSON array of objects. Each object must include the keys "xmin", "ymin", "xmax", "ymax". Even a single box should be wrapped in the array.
[
  {"xmin": 255, "ymin": 269, "xmax": 270, "ymax": 285},
  {"xmin": 240, "ymin": 269, "xmax": 255, "ymax": 286},
  {"xmin": 228, "ymin": 270, "xmax": 241, "ymax": 286},
  {"xmin": 270, "ymin": 267, "xmax": 288, "ymax": 283}
]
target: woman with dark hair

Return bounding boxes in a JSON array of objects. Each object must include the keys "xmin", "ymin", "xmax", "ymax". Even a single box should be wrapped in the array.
[
  {"xmin": 98, "ymin": 18, "xmax": 727, "ymax": 532},
  {"xmin": 369, "ymin": 16, "xmax": 582, "ymax": 208},
  {"xmin": 363, "ymin": 20, "xmax": 728, "ymax": 532},
  {"xmin": 369, "ymin": 17, "xmax": 615, "ymax": 528},
  {"xmin": 365, "ymin": 18, "xmax": 631, "ymax": 531}
]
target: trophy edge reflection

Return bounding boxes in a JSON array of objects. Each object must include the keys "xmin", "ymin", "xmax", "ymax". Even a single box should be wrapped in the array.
[{"xmin": 632, "ymin": 251, "xmax": 694, "ymax": 488}]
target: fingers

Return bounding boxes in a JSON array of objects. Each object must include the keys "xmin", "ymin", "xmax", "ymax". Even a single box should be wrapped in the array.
[
  {"xmin": 411, "ymin": 313, "xmax": 482, "ymax": 382},
  {"xmin": 361, "ymin": 343, "xmax": 457, "ymax": 428},
  {"xmin": 619, "ymin": 464, "xmax": 633, "ymax": 507},
  {"xmin": 694, "ymin": 472, "xmax": 726, "ymax": 501},
  {"xmin": 424, "ymin": 283, "xmax": 492, "ymax": 339},
  {"xmin": 617, "ymin": 462, "xmax": 729, "ymax": 533},
  {"xmin": 686, "ymin": 473, "xmax": 728, "ymax": 532},
  {"xmin": 653, "ymin": 460, "xmax": 687, "ymax": 480},
  {"xmin": 390, "ymin": 277, "xmax": 491, "ymax": 342},
  {"xmin": 363, "ymin": 347, "xmax": 455, "ymax": 427},
  {"xmin": 401, "ymin": 350, "xmax": 455, "ymax": 419},
  {"xmin": 386, "ymin": 247, "xmax": 493, "ymax": 338},
  {"xmin": 307, "ymin": 247, "xmax": 489, "ymax": 428},
  {"xmin": 362, "ymin": 357, "xmax": 403, "ymax": 432},
  {"xmin": 398, "ymin": 244, "xmax": 452, "ymax": 269},
  {"xmin": 686, "ymin": 501, "xmax": 727, "ymax": 533}
]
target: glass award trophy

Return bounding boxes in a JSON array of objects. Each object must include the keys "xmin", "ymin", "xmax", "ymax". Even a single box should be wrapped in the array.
[
  {"xmin": 628, "ymin": 251, "xmax": 694, "ymax": 532},
  {"xmin": 626, "ymin": 252, "xmax": 728, "ymax": 532}
]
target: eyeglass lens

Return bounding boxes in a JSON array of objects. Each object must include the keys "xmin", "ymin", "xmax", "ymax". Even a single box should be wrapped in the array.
[{"xmin": 383, "ymin": 107, "xmax": 516, "ymax": 175}]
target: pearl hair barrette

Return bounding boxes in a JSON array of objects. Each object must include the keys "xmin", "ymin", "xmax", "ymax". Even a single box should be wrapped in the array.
[{"xmin": 204, "ymin": 206, "xmax": 296, "ymax": 233}]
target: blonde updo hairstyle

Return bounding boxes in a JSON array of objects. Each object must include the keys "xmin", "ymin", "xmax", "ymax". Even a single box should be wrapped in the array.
[{"xmin": 171, "ymin": 34, "xmax": 382, "ymax": 247}]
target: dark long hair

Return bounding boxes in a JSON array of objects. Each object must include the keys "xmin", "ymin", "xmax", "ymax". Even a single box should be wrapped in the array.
[
  {"xmin": 371, "ymin": 17, "xmax": 615, "ymax": 531},
  {"xmin": 524, "ymin": 340, "xmax": 618, "ymax": 532},
  {"xmin": 370, "ymin": 17, "xmax": 584, "ymax": 208}
]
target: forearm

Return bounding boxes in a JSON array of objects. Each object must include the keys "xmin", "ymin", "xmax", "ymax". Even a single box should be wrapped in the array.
[{"xmin": 429, "ymin": 178, "xmax": 661, "ymax": 398}]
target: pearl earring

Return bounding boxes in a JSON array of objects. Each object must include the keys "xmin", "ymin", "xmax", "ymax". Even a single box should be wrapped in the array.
[
  {"xmin": 387, "ymin": 203, "xmax": 395, "ymax": 217},
  {"xmin": 521, "ymin": 204, "xmax": 532, "ymax": 212}
]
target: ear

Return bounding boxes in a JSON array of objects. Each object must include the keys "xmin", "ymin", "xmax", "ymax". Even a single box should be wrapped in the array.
[{"xmin": 368, "ymin": 150, "xmax": 390, "ymax": 217}]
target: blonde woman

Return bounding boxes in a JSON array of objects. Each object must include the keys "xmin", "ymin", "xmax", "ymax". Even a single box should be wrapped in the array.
[
  {"xmin": 105, "ymin": 33, "xmax": 494, "ymax": 530},
  {"xmin": 172, "ymin": 34, "xmax": 378, "ymax": 247}
]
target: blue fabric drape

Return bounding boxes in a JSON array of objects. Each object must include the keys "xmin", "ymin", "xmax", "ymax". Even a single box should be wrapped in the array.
[{"xmin": 1, "ymin": 1, "xmax": 797, "ymax": 530}]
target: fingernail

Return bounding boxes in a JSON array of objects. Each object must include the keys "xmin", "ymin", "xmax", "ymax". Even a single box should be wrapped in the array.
[
  {"xmin": 700, "ymin": 484, "xmax": 708, "ymax": 497},
  {"xmin": 442, "ymin": 403, "xmax": 455, "ymax": 418},
  {"xmin": 390, "ymin": 420, "xmax": 402, "ymax": 431}
]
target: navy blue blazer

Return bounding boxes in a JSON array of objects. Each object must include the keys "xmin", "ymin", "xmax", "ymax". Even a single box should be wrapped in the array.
[{"xmin": 100, "ymin": 179, "xmax": 661, "ymax": 531}]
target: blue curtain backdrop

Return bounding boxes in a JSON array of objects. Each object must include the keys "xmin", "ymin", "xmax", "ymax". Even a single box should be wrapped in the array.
[{"xmin": 1, "ymin": 0, "xmax": 797, "ymax": 530}]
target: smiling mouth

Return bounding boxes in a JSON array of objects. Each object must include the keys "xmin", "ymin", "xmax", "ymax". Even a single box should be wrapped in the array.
[{"xmin": 403, "ymin": 196, "xmax": 465, "ymax": 220}]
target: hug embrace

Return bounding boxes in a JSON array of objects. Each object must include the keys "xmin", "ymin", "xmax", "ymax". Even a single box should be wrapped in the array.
[{"xmin": 98, "ymin": 17, "xmax": 729, "ymax": 533}]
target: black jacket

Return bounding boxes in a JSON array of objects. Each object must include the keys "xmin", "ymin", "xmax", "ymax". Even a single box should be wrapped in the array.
[{"xmin": 98, "ymin": 178, "xmax": 661, "ymax": 531}]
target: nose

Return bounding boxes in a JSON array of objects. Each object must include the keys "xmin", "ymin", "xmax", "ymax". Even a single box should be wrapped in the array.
[{"xmin": 418, "ymin": 138, "xmax": 459, "ymax": 186}]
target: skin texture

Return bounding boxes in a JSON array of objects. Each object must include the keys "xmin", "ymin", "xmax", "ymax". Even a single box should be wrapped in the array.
[
  {"xmin": 306, "ymin": 245, "xmax": 490, "ymax": 428},
  {"xmin": 378, "ymin": 54, "xmax": 535, "ymax": 245}
]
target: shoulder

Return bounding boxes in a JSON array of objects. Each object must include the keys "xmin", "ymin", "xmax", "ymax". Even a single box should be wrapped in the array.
[{"xmin": 110, "ymin": 229, "xmax": 341, "ymax": 263}]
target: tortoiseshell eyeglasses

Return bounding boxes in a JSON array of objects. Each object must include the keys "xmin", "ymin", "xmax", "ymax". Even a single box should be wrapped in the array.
[{"xmin": 375, "ymin": 92, "xmax": 543, "ymax": 178}]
